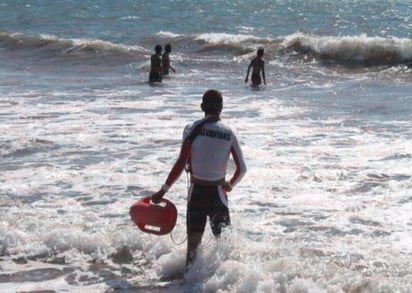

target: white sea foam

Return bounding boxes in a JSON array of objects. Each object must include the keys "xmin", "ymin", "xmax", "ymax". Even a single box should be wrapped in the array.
[
  {"xmin": 1, "ymin": 2, "xmax": 412, "ymax": 291},
  {"xmin": 196, "ymin": 32, "xmax": 262, "ymax": 44},
  {"xmin": 4, "ymin": 81, "xmax": 410, "ymax": 291}
]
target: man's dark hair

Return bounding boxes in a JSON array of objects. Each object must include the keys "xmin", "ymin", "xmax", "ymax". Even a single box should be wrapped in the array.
[
  {"xmin": 202, "ymin": 90, "xmax": 223, "ymax": 115},
  {"xmin": 155, "ymin": 44, "xmax": 162, "ymax": 54}
]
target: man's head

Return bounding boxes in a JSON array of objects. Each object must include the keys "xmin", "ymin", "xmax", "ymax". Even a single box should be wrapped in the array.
[
  {"xmin": 165, "ymin": 44, "xmax": 172, "ymax": 53},
  {"xmin": 201, "ymin": 90, "xmax": 223, "ymax": 115},
  {"xmin": 155, "ymin": 44, "xmax": 162, "ymax": 54},
  {"xmin": 257, "ymin": 47, "xmax": 264, "ymax": 57}
]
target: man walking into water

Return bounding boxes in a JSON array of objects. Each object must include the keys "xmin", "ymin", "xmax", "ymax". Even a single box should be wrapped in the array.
[
  {"xmin": 245, "ymin": 47, "xmax": 266, "ymax": 86},
  {"xmin": 162, "ymin": 44, "xmax": 176, "ymax": 76},
  {"xmin": 151, "ymin": 89, "xmax": 247, "ymax": 267},
  {"xmin": 149, "ymin": 44, "xmax": 162, "ymax": 83}
]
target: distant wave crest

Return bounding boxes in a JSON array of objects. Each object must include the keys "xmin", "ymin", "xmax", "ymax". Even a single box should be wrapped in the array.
[
  {"xmin": 2, "ymin": 30, "xmax": 412, "ymax": 68},
  {"xmin": 0, "ymin": 30, "xmax": 147, "ymax": 60},
  {"xmin": 281, "ymin": 33, "xmax": 412, "ymax": 67}
]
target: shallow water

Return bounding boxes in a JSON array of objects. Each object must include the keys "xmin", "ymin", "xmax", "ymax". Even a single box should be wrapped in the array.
[{"xmin": 1, "ymin": 0, "xmax": 412, "ymax": 292}]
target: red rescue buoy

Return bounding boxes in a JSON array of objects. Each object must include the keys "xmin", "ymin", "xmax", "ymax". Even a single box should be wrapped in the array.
[{"xmin": 130, "ymin": 196, "xmax": 177, "ymax": 235}]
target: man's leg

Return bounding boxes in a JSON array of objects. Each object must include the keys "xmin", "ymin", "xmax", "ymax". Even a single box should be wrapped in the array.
[
  {"xmin": 210, "ymin": 212, "xmax": 230, "ymax": 237},
  {"xmin": 186, "ymin": 185, "xmax": 207, "ymax": 266},
  {"xmin": 186, "ymin": 231, "xmax": 203, "ymax": 266},
  {"xmin": 211, "ymin": 186, "xmax": 231, "ymax": 237}
]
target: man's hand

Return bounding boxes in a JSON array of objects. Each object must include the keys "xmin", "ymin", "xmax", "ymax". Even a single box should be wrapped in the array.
[{"xmin": 151, "ymin": 189, "xmax": 166, "ymax": 203}]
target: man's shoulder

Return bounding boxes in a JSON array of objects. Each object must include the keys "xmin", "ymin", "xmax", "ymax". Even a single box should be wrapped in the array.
[
  {"xmin": 183, "ymin": 119, "xmax": 202, "ymax": 137},
  {"xmin": 214, "ymin": 120, "xmax": 235, "ymax": 135},
  {"xmin": 253, "ymin": 57, "xmax": 264, "ymax": 64}
]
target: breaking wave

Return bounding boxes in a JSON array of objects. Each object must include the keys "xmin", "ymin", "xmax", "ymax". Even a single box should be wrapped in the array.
[
  {"xmin": 2, "ymin": 30, "xmax": 412, "ymax": 68},
  {"xmin": 281, "ymin": 32, "xmax": 412, "ymax": 67},
  {"xmin": 0, "ymin": 30, "xmax": 147, "ymax": 61}
]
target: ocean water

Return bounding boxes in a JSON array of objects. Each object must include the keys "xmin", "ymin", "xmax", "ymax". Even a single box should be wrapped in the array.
[{"xmin": 1, "ymin": 0, "xmax": 412, "ymax": 292}]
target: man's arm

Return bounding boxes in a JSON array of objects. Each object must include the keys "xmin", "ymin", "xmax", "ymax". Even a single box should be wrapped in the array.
[
  {"xmin": 152, "ymin": 138, "xmax": 191, "ymax": 202},
  {"xmin": 245, "ymin": 62, "xmax": 252, "ymax": 83},
  {"xmin": 262, "ymin": 62, "xmax": 266, "ymax": 85},
  {"xmin": 227, "ymin": 136, "xmax": 247, "ymax": 190}
]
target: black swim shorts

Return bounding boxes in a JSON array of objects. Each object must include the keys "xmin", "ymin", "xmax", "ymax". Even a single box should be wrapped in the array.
[
  {"xmin": 149, "ymin": 72, "xmax": 162, "ymax": 83},
  {"xmin": 187, "ymin": 184, "xmax": 230, "ymax": 236},
  {"xmin": 251, "ymin": 73, "xmax": 262, "ymax": 86}
]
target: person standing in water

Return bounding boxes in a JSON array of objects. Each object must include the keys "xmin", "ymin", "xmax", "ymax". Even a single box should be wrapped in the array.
[
  {"xmin": 149, "ymin": 44, "xmax": 163, "ymax": 83},
  {"xmin": 245, "ymin": 47, "xmax": 266, "ymax": 86},
  {"xmin": 151, "ymin": 89, "xmax": 247, "ymax": 267},
  {"xmin": 162, "ymin": 44, "xmax": 176, "ymax": 76}
]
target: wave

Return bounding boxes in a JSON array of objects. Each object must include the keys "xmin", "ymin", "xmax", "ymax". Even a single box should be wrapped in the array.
[
  {"xmin": 155, "ymin": 31, "xmax": 272, "ymax": 56},
  {"xmin": 0, "ymin": 30, "xmax": 265, "ymax": 58},
  {"xmin": 280, "ymin": 33, "xmax": 412, "ymax": 67},
  {"xmin": 156, "ymin": 31, "xmax": 412, "ymax": 68},
  {"xmin": 2, "ymin": 30, "xmax": 412, "ymax": 69},
  {"xmin": 195, "ymin": 32, "xmax": 263, "ymax": 45},
  {"xmin": 0, "ymin": 30, "xmax": 147, "ymax": 62}
]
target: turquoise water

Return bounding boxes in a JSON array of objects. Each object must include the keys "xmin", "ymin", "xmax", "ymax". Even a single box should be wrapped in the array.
[{"xmin": 2, "ymin": 1, "xmax": 412, "ymax": 38}]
